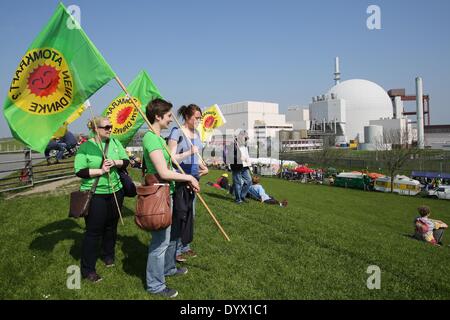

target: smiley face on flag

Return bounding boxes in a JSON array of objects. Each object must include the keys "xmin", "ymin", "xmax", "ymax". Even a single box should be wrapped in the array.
[
  {"xmin": 8, "ymin": 48, "xmax": 74, "ymax": 115},
  {"xmin": 203, "ymin": 115, "xmax": 216, "ymax": 129}
]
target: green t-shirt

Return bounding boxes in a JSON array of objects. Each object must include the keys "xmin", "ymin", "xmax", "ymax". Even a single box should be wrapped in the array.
[
  {"xmin": 142, "ymin": 131, "xmax": 175, "ymax": 194},
  {"xmin": 74, "ymin": 138, "xmax": 129, "ymax": 194}
]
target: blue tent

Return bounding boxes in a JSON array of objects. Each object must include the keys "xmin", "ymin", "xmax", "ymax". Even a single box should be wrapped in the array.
[{"xmin": 411, "ymin": 171, "xmax": 450, "ymax": 179}]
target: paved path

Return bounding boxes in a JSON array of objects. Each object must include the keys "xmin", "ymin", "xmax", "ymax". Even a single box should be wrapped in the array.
[
  {"xmin": 0, "ymin": 152, "xmax": 44, "ymax": 179},
  {"xmin": 4, "ymin": 176, "xmax": 141, "ymax": 200},
  {"xmin": 5, "ymin": 176, "xmax": 80, "ymax": 199}
]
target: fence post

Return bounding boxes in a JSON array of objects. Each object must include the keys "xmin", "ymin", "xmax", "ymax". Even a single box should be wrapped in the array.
[{"xmin": 24, "ymin": 148, "xmax": 34, "ymax": 187}]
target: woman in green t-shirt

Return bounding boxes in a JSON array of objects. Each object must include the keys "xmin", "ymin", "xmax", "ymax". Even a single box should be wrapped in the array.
[
  {"xmin": 143, "ymin": 98, "xmax": 200, "ymax": 298},
  {"xmin": 74, "ymin": 116, "xmax": 130, "ymax": 283}
]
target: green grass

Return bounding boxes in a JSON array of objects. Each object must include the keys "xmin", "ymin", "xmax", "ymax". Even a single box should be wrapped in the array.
[
  {"xmin": 0, "ymin": 138, "xmax": 25, "ymax": 152},
  {"xmin": 1, "ymin": 169, "xmax": 450, "ymax": 299},
  {"xmin": 284, "ymin": 149, "xmax": 450, "ymax": 174}
]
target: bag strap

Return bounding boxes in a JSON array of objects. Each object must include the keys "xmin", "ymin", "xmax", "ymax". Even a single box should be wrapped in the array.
[
  {"xmin": 90, "ymin": 139, "xmax": 110, "ymax": 193},
  {"xmin": 169, "ymin": 127, "xmax": 183, "ymax": 144},
  {"xmin": 142, "ymin": 132, "xmax": 172, "ymax": 176}
]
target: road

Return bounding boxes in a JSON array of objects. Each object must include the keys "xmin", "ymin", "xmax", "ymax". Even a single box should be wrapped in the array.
[{"xmin": 0, "ymin": 152, "xmax": 45, "ymax": 179}]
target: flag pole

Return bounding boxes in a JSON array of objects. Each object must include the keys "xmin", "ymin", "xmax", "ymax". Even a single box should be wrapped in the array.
[
  {"xmin": 114, "ymin": 76, "xmax": 230, "ymax": 242},
  {"xmin": 170, "ymin": 112, "xmax": 208, "ymax": 167},
  {"xmin": 86, "ymin": 102, "xmax": 124, "ymax": 226}
]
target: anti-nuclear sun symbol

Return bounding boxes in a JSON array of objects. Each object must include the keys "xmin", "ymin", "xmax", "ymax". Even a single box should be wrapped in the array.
[
  {"xmin": 27, "ymin": 64, "xmax": 60, "ymax": 97},
  {"xmin": 116, "ymin": 106, "xmax": 134, "ymax": 125}
]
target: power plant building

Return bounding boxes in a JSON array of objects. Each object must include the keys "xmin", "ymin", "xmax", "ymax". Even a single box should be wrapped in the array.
[{"xmin": 214, "ymin": 101, "xmax": 293, "ymax": 142}]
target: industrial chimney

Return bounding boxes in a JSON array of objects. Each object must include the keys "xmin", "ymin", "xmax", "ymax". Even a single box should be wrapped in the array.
[
  {"xmin": 334, "ymin": 57, "xmax": 341, "ymax": 85},
  {"xmin": 416, "ymin": 77, "xmax": 425, "ymax": 149}
]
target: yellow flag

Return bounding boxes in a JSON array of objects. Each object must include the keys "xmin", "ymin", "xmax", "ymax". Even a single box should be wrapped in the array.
[
  {"xmin": 66, "ymin": 103, "xmax": 87, "ymax": 125},
  {"xmin": 197, "ymin": 104, "xmax": 226, "ymax": 142},
  {"xmin": 51, "ymin": 102, "xmax": 87, "ymax": 139}
]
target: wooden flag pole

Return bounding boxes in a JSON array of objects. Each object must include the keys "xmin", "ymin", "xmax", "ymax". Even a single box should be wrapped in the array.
[
  {"xmin": 87, "ymin": 103, "xmax": 124, "ymax": 226},
  {"xmin": 170, "ymin": 113, "xmax": 208, "ymax": 167},
  {"xmin": 114, "ymin": 76, "xmax": 230, "ymax": 242}
]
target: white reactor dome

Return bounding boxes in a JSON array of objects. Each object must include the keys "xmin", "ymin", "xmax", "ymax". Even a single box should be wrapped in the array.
[{"xmin": 327, "ymin": 79, "xmax": 392, "ymax": 143}]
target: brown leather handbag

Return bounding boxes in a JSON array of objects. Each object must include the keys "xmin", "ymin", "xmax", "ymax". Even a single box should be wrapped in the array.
[
  {"xmin": 68, "ymin": 181, "xmax": 99, "ymax": 218},
  {"xmin": 135, "ymin": 173, "xmax": 172, "ymax": 231}
]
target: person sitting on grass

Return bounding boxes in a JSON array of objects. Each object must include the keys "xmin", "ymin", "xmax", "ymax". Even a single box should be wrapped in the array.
[
  {"xmin": 248, "ymin": 175, "xmax": 288, "ymax": 207},
  {"xmin": 206, "ymin": 173, "xmax": 231, "ymax": 191},
  {"xmin": 216, "ymin": 173, "xmax": 230, "ymax": 190},
  {"xmin": 413, "ymin": 205, "xmax": 448, "ymax": 246}
]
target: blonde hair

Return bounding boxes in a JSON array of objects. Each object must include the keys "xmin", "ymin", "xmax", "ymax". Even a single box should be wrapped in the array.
[{"xmin": 87, "ymin": 116, "xmax": 109, "ymax": 132}]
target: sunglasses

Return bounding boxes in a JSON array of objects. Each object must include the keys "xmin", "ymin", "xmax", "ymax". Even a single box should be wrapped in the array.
[{"xmin": 98, "ymin": 125, "xmax": 113, "ymax": 130}]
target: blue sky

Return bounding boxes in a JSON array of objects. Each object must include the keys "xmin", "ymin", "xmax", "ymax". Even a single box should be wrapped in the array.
[{"xmin": 1, "ymin": 0, "xmax": 450, "ymax": 137}]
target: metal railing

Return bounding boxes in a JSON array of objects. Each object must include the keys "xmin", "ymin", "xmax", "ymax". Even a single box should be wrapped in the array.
[{"xmin": 0, "ymin": 148, "xmax": 75, "ymax": 194}]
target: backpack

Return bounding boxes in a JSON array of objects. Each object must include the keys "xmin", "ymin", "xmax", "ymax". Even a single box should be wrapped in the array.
[
  {"xmin": 165, "ymin": 127, "xmax": 183, "ymax": 145},
  {"xmin": 415, "ymin": 219, "xmax": 429, "ymax": 234}
]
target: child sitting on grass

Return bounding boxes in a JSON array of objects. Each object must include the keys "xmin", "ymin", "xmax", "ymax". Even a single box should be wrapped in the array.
[
  {"xmin": 248, "ymin": 175, "xmax": 288, "ymax": 207},
  {"xmin": 413, "ymin": 205, "xmax": 448, "ymax": 246}
]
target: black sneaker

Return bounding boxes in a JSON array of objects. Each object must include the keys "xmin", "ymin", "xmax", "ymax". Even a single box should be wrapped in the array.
[
  {"xmin": 103, "ymin": 259, "xmax": 115, "ymax": 268},
  {"xmin": 155, "ymin": 287, "xmax": 178, "ymax": 298},
  {"xmin": 167, "ymin": 267, "xmax": 188, "ymax": 277},
  {"xmin": 83, "ymin": 272, "xmax": 102, "ymax": 283},
  {"xmin": 176, "ymin": 267, "xmax": 188, "ymax": 275}
]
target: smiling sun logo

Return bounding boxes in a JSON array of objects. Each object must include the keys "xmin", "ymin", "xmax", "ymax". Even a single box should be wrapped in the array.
[
  {"xmin": 8, "ymin": 48, "xmax": 74, "ymax": 115},
  {"xmin": 203, "ymin": 115, "xmax": 216, "ymax": 129},
  {"xmin": 28, "ymin": 64, "xmax": 60, "ymax": 97},
  {"xmin": 104, "ymin": 96, "xmax": 141, "ymax": 135}
]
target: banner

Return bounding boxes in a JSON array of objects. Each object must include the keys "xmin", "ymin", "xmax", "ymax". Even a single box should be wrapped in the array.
[
  {"xmin": 102, "ymin": 70, "xmax": 162, "ymax": 147},
  {"xmin": 197, "ymin": 104, "xmax": 226, "ymax": 142},
  {"xmin": 3, "ymin": 3, "xmax": 115, "ymax": 152}
]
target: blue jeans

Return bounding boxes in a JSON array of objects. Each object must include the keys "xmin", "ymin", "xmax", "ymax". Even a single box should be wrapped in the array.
[
  {"xmin": 232, "ymin": 167, "xmax": 252, "ymax": 202},
  {"xmin": 146, "ymin": 200, "xmax": 179, "ymax": 293},
  {"xmin": 45, "ymin": 140, "xmax": 67, "ymax": 160}
]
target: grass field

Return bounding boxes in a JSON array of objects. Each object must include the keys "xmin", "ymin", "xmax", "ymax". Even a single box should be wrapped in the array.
[
  {"xmin": 1, "ymin": 169, "xmax": 450, "ymax": 300},
  {"xmin": 0, "ymin": 138, "xmax": 25, "ymax": 152}
]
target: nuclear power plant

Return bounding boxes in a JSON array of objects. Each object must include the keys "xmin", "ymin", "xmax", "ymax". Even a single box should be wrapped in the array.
[
  {"xmin": 285, "ymin": 57, "xmax": 449, "ymax": 151},
  {"xmin": 209, "ymin": 57, "xmax": 449, "ymax": 152}
]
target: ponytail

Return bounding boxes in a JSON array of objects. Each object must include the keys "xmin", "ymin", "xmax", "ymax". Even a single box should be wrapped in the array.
[{"xmin": 178, "ymin": 104, "xmax": 202, "ymax": 121}]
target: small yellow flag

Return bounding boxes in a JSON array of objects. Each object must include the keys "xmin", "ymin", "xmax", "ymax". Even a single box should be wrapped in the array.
[
  {"xmin": 197, "ymin": 104, "xmax": 226, "ymax": 142},
  {"xmin": 52, "ymin": 103, "xmax": 87, "ymax": 139},
  {"xmin": 66, "ymin": 103, "xmax": 88, "ymax": 125}
]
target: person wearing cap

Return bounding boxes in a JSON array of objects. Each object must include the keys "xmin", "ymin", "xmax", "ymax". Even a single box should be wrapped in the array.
[{"xmin": 216, "ymin": 173, "xmax": 230, "ymax": 191}]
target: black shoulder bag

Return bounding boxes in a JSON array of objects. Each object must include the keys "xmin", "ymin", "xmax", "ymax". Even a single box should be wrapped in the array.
[{"xmin": 113, "ymin": 139, "xmax": 137, "ymax": 197}]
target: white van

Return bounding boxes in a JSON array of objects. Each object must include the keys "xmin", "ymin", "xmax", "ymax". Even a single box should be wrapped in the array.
[{"xmin": 427, "ymin": 185, "xmax": 450, "ymax": 200}]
